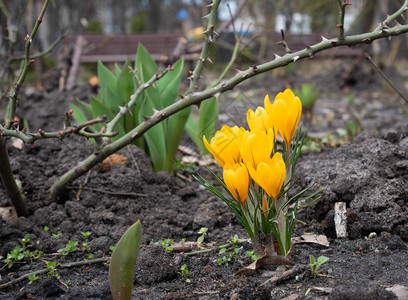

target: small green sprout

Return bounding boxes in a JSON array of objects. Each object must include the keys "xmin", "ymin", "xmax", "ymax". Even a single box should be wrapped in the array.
[
  {"xmin": 28, "ymin": 274, "xmax": 39, "ymax": 284},
  {"xmin": 179, "ymin": 264, "xmax": 190, "ymax": 282},
  {"xmin": 245, "ymin": 250, "xmax": 261, "ymax": 261},
  {"xmin": 309, "ymin": 255, "xmax": 329, "ymax": 277},
  {"xmin": 52, "ymin": 233, "xmax": 62, "ymax": 239},
  {"xmin": 81, "ymin": 231, "xmax": 92, "ymax": 259},
  {"xmin": 217, "ymin": 247, "xmax": 241, "ymax": 266},
  {"xmin": 46, "ymin": 261, "xmax": 60, "ymax": 280},
  {"xmin": 153, "ymin": 239, "xmax": 174, "ymax": 253},
  {"xmin": 58, "ymin": 241, "xmax": 78, "ymax": 256},
  {"xmin": 197, "ymin": 227, "xmax": 208, "ymax": 247},
  {"xmin": 43, "ymin": 226, "xmax": 49, "ymax": 233},
  {"xmin": 2, "ymin": 235, "xmax": 43, "ymax": 268}
]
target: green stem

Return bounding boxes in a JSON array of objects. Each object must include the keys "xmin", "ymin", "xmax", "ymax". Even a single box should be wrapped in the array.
[
  {"xmin": 4, "ymin": 0, "xmax": 50, "ymax": 128},
  {"xmin": 375, "ymin": 0, "xmax": 408, "ymax": 31},
  {"xmin": 184, "ymin": 239, "xmax": 249, "ymax": 256},
  {"xmin": 0, "ymin": 0, "xmax": 50, "ymax": 217},
  {"xmin": 49, "ymin": 12, "xmax": 408, "ymax": 200},
  {"xmin": 185, "ymin": 0, "xmax": 221, "ymax": 94}
]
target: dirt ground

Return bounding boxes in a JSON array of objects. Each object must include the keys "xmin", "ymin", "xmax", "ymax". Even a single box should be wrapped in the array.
[{"xmin": 0, "ymin": 58, "xmax": 408, "ymax": 299}]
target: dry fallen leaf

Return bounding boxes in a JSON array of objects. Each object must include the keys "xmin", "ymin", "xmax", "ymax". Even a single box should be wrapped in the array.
[
  {"xmin": 100, "ymin": 154, "xmax": 127, "ymax": 172},
  {"xmin": 292, "ymin": 234, "xmax": 330, "ymax": 247},
  {"xmin": 235, "ymin": 254, "xmax": 295, "ymax": 277},
  {"xmin": 0, "ymin": 206, "xmax": 18, "ymax": 224},
  {"xmin": 281, "ymin": 294, "xmax": 300, "ymax": 300}
]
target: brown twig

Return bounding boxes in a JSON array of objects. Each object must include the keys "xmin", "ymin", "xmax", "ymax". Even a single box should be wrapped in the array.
[
  {"xmin": 261, "ymin": 264, "xmax": 307, "ymax": 286},
  {"xmin": 67, "ymin": 186, "xmax": 147, "ymax": 197},
  {"xmin": 0, "ymin": 257, "xmax": 109, "ymax": 290}
]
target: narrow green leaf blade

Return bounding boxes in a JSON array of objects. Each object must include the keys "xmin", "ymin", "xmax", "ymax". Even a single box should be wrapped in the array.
[
  {"xmin": 75, "ymin": 98, "xmax": 93, "ymax": 118},
  {"xmin": 137, "ymin": 88, "xmax": 167, "ymax": 171},
  {"xmin": 91, "ymin": 97, "xmax": 125, "ymax": 139},
  {"xmin": 109, "ymin": 221, "xmax": 142, "ymax": 300},
  {"xmin": 156, "ymin": 59, "xmax": 184, "ymax": 108},
  {"xmin": 135, "ymin": 43, "xmax": 158, "ymax": 83},
  {"xmin": 97, "ymin": 61, "xmax": 117, "ymax": 90},
  {"xmin": 69, "ymin": 103, "xmax": 88, "ymax": 125},
  {"xmin": 197, "ymin": 97, "xmax": 218, "ymax": 154}
]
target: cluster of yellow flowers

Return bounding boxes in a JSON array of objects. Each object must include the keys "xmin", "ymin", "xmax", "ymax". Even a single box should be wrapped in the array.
[{"xmin": 203, "ymin": 89, "xmax": 302, "ymax": 207}]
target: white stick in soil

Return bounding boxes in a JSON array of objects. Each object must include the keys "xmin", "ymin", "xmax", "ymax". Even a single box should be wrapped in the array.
[{"xmin": 334, "ymin": 202, "xmax": 347, "ymax": 238}]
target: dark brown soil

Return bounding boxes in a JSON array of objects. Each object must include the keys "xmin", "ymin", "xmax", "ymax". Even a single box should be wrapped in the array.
[{"xmin": 0, "ymin": 58, "xmax": 407, "ymax": 299}]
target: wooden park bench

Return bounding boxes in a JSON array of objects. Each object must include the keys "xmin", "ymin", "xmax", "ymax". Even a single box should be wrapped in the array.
[{"xmin": 63, "ymin": 33, "xmax": 198, "ymax": 64}]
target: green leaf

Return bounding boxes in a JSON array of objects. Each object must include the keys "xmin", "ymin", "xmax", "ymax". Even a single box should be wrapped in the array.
[
  {"xmin": 116, "ymin": 61, "xmax": 135, "ymax": 105},
  {"xmin": 98, "ymin": 86, "xmax": 122, "ymax": 112},
  {"xmin": 75, "ymin": 98, "xmax": 93, "ymax": 119},
  {"xmin": 317, "ymin": 256, "xmax": 329, "ymax": 266},
  {"xmin": 97, "ymin": 61, "xmax": 117, "ymax": 90},
  {"xmin": 309, "ymin": 255, "xmax": 316, "ymax": 265},
  {"xmin": 156, "ymin": 59, "xmax": 186, "ymax": 172},
  {"xmin": 185, "ymin": 115, "xmax": 200, "ymax": 149},
  {"xmin": 109, "ymin": 221, "xmax": 142, "ymax": 300},
  {"xmin": 135, "ymin": 44, "xmax": 158, "ymax": 84},
  {"xmin": 117, "ymin": 61, "xmax": 138, "ymax": 132},
  {"xmin": 197, "ymin": 97, "xmax": 218, "ymax": 154},
  {"xmin": 91, "ymin": 97, "xmax": 125, "ymax": 139},
  {"xmin": 114, "ymin": 63, "xmax": 122, "ymax": 78},
  {"xmin": 156, "ymin": 59, "xmax": 184, "ymax": 108},
  {"xmin": 69, "ymin": 103, "xmax": 88, "ymax": 125},
  {"xmin": 137, "ymin": 90, "xmax": 166, "ymax": 171}
]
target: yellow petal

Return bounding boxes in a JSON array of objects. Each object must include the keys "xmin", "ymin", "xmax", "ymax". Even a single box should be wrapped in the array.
[
  {"xmin": 223, "ymin": 163, "xmax": 249, "ymax": 204},
  {"xmin": 240, "ymin": 129, "xmax": 274, "ymax": 169},
  {"xmin": 251, "ymin": 153, "xmax": 286, "ymax": 199},
  {"xmin": 266, "ymin": 89, "xmax": 302, "ymax": 145}
]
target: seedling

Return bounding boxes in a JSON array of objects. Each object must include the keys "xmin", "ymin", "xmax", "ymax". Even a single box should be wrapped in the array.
[
  {"xmin": 46, "ymin": 261, "xmax": 60, "ymax": 280},
  {"xmin": 28, "ymin": 274, "xmax": 39, "ymax": 284},
  {"xmin": 57, "ymin": 241, "xmax": 78, "ymax": 256},
  {"xmin": 52, "ymin": 233, "xmax": 62, "ymax": 239},
  {"xmin": 2, "ymin": 235, "xmax": 43, "ymax": 268},
  {"xmin": 43, "ymin": 226, "xmax": 49, "ymax": 233},
  {"xmin": 81, "ymin": 231, "xmax": 93, "ymax": 259},
  {"xmin": 309, "ymin": 255, "xmax": 329, "ymax": 277},
  {"xmin": 153, "ymin": 239, "xmax": 174, "ymax": 253},
  {"xmin": 197, "ymin": 227, "xmax": 208, "ymax": 248},
  {"xmin": 179, "ymin": 264, "xmax": 191, "ymax": 283},
  {"xmin": 217, "ymin": 247, "xmax": 242, "ymax": 266},
  {"xmin": 245, "ymin": 250, "xmax": 261, "ymax": 261}
]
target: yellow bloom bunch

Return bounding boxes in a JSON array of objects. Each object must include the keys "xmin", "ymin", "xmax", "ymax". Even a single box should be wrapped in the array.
[
  {"xmin": 199, "ymin": 88, "xmax": 314, "ymax": 257},
  {"xmin": 203, "ymin": 89, "xmax": 302, "ymax": 205}
]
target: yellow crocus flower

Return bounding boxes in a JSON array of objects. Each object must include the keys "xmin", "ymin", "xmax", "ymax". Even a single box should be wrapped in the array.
[
  {"xmin": 223, "ymin": 163, "xmax": 249, "ymax": 204},
  {"xmin": 264, "ymin": 89, "xmax": 302, "ymax": 146},
  {"xmin": 247, "ymin": 152, "xmax": 286, "ymax": 200},
  {"xmin": 203, "ymin": 125, "xmax": 246, "ymax": 168},
  {"xmin": 240, "ymin": 128, "xmax": 275, "ymax": 169},
  {"xmin": 247, "ymin": 107, "xmax": 277, "ymax": 137}
]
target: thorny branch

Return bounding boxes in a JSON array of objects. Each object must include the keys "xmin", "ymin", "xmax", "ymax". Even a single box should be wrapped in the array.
[
  {"xmin": 4, "ymin": 0, "xmax": 50, "ymax": 128},
  {"xmin": 49, "ymin": 0, "xmax": 408, "ymax": 200},
  {"xmin": 0, "ymin": 116, "xmax": 116, "ymax": 143}
]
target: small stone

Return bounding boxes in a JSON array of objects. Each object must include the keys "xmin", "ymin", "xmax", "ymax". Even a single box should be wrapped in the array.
[{"xmin": 368, "ymin": 232, "xmax": 377, "ymax": 239}]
